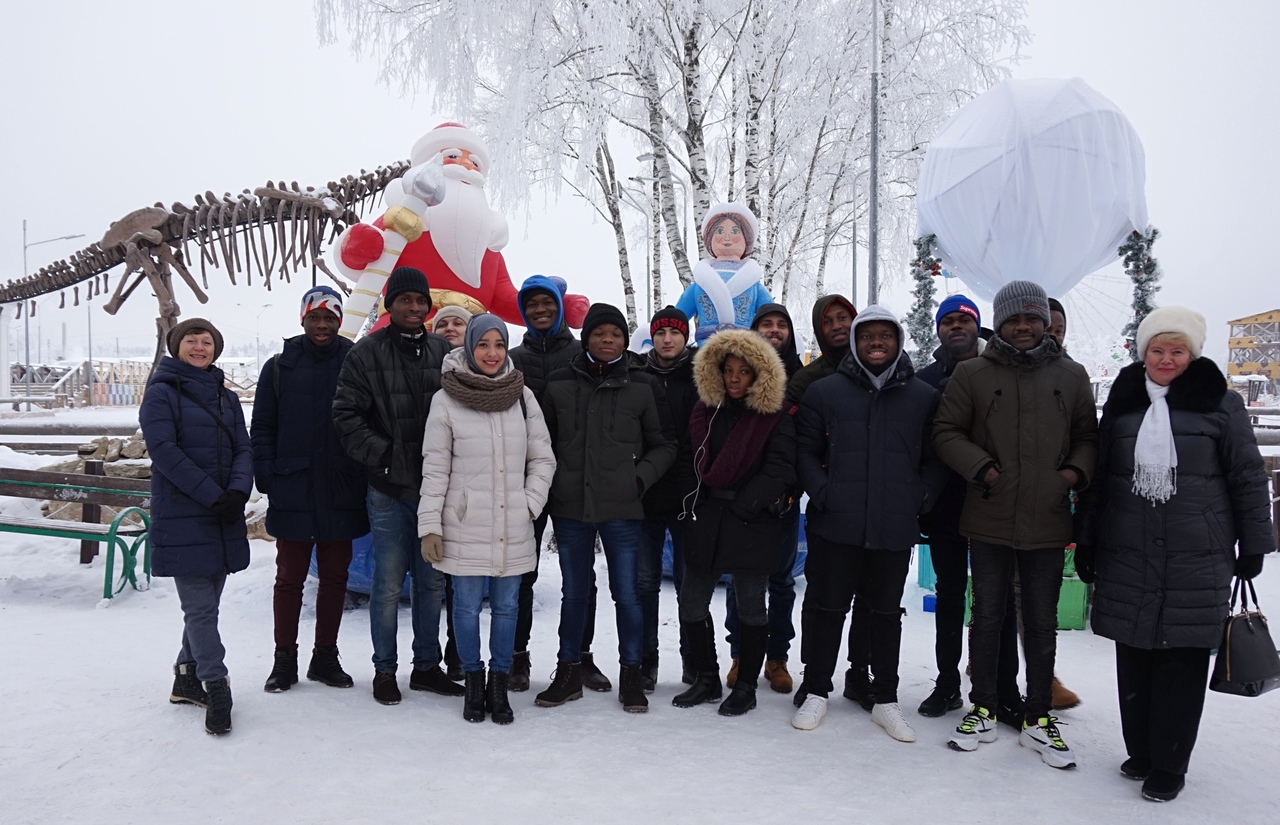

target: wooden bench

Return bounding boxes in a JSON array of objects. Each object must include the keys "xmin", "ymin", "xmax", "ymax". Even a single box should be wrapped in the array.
[{"xmin": 0, "ymin": 461, "xmax": 151, "ymax": 600}]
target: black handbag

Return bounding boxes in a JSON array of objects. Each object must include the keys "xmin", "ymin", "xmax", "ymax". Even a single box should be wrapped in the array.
[{"xmin": 1210, "ymin": 577, "xmax": 1280, "ymax": 697}]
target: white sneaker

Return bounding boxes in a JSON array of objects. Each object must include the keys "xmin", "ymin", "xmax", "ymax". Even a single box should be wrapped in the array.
[
  {"xmin": 1020, "ymin": 716, "xmax": 1077, "ymax": 769},
  {"xmin": 791, "ymin": 695, "xmax": 828, "ymax": 731},
  {"xmin": 949, "ymin": 705, "xmax": 999, "ymax": 752},
  {"xmin": 871, "ymin": 702, "xmax": 916, "ymax": 742}
]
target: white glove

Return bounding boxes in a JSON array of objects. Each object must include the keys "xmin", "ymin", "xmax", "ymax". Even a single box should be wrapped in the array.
[{"xmin": 405, "ymin": 154, "xmax": 446, "ymax": 207}]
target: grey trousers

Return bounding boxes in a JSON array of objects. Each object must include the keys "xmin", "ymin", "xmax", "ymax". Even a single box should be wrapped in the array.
[{"xmin": 174, "ymin": 573, "xmax": 229, "ymax": 682}]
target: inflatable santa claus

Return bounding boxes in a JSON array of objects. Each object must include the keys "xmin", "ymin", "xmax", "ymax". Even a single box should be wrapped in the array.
[{"xmin": 332, "ymin": 122, "xmax": 588, "ymax": 337}]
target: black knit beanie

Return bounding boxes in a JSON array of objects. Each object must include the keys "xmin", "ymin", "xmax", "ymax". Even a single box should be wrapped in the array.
[
  {"xmin": 581, "ymin": 303, "xmax": 628, "ymax": 347},
  {"xmin": 385, "ymin": 266, "xmax": 432, "ymax": 310},
  {"xmin": 649, "ymin": 305, "xmax": 689, "ymax": 340}
]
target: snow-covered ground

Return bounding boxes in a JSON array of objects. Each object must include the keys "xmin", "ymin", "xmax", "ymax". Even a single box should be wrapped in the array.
[{"xmin": 1, "ymin": 415, "xmax": 1278, "ymax": 823}]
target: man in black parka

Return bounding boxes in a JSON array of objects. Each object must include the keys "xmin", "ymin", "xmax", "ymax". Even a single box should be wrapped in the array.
[{"xmin": 332, "ymin": 266, "xmax": 464, "ymax": 706}]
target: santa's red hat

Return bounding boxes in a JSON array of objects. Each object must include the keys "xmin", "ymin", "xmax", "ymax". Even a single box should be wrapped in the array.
[{"xmin": 411, "ymin": 122, "xmax": 493, "ymax": 172}]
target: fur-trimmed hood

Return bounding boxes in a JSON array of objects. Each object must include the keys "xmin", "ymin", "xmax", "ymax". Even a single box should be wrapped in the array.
[
  {"xmin": 692, "ymin": 328, "xmax": 787, "ymax": 413},
  {"xmin": 1103, "ymin": 358, "xmax": 1228, "ymax": 417}
]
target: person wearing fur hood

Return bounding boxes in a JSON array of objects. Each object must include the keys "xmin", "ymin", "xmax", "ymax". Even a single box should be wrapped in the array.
[
  {"xmin": 1074, "ymin": 306, "xmax": 1273, "ymax": 802},
  {"xmin": 675, "ymin": 203, "xmax": 774, "ymax": 343},
  {"xmin": 792, "ymin": 305, "xmax": 944, "ymax": 741},
  {"xmin": 417, "ymin": 314, "xmax": 557, "ymax": 724},
  {"xmin": 671, "ymin": 329, "xmax": 796, "ymax": 718}
]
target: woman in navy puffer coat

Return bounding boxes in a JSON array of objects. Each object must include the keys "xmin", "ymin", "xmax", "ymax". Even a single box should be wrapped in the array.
[{"xmin": 140, "ymin": 318, "xmax": 253, "ymax": 736}]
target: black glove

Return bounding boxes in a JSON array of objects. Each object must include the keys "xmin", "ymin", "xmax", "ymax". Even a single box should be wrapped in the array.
[
  {"xmin": 1074, "ymin": 544, "xmax": 1096, "ymax": 584},
  {"xmin": 212, "ymin": 490, "xmax": 249, "ymax": 524},
  {"xmin": 1236, "ymin": 554, "xmax": 1265, "ymax": 581},
  {"xmin": 917, "ymin": 511, "xmax": 936, "ymax": 539}
]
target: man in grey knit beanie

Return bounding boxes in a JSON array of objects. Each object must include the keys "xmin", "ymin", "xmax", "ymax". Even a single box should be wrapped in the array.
[{"xmin": 991, "ymin": 280, "xmax": 1051, "ymax": 330}]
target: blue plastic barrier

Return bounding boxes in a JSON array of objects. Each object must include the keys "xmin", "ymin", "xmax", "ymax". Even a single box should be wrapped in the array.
[{"xmin": 309, "ymin": 532, "xmax": 411, "ymax": 598}]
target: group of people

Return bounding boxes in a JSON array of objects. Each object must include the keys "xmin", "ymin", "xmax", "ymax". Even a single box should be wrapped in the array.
[{"xmin": 140, "ymin": 216, "xmax": 1273, "ymax": 803}]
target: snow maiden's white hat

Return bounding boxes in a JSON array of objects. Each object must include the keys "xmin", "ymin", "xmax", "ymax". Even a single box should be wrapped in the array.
[
  {"xmin": 411, "ymin": 122, "xmax": 493, "ymax": 172},
  {"xmin": 1136, "ymin": 306, "xmax": 1206, "ymax": 359},
  {"xmin": 702, "ymin": 202, "xmax": 759, "ymax": 256}
]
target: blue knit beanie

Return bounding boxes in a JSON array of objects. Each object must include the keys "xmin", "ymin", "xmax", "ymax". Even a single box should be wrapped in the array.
[{"xmin": 935, "ymin": 294, "xmax": 980, "ymax": 329}]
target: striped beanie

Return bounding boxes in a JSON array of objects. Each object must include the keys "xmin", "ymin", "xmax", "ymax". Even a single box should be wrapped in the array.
[{"xmin": 301, "ymin": 285, "xmax": 344, "ymax": 322}]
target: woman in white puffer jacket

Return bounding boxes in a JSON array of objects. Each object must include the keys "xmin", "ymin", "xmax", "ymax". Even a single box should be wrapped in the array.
[{"xmin": 418, "ymin": 314, "xmax": 556, "ymax": 725}]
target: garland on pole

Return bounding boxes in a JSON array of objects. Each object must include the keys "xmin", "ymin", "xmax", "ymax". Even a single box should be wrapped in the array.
[
  {"xmin": 904, "ymin": 234, "xmax": 941, "ymax": 368},
  {"xmin": 1119, "ymin": 226, "xmax": 1161, "ymax": 361}
]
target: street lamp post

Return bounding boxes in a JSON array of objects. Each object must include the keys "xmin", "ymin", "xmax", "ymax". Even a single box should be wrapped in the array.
[
  {"xmin": 238, "ymin": 303, "xmax": 271, "ymax": 379},
  {"xmin": 21, "ymin": 220, "xmax": 85, "ymax": 411}
]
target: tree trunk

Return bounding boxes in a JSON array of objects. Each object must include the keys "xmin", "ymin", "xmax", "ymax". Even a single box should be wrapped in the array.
[{"xmin": 591, "ymin": 142, "xmax": 638, "ymax": 331}]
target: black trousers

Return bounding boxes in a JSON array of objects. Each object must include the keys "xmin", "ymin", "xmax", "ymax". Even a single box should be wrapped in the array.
[
  {"xmin": 800, "ymin": 533, "xmax": 910, "ymax": 703},
  {"xmin": 1115, "ymin": 643, "xmax": 1211, "ymax": 776},
  {"xmin": 968, "ymin": 541, "xmax": 1062, "ymax": 721},
  {"xmin": 930, "ymin": 531, "xmax": 1020, "ymax": 699},
  {"xmin": 515, "ymin": 512, "xmax": 597, "ymax": 654}
]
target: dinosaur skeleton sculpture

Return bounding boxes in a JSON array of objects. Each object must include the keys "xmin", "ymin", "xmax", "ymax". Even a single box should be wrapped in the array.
[{"xmin": 0, "ymin": 162, "xmax": 410, "ymax": 371}]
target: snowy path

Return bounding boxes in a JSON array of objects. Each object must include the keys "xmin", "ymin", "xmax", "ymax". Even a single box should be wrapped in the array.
[{"xmin": 3, "ymin": 509, "xmax": 1278, "ymax": 823}]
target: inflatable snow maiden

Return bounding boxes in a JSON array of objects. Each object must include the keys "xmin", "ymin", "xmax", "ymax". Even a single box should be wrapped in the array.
[{"xmin": 676, "ymin": 203, "xmax": 773, "ymax": 343}]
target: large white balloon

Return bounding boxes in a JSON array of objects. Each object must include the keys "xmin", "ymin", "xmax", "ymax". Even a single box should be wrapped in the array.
[{"xmin": 916, "ymin": 78, "xmax": 1148, "ymax": 301}]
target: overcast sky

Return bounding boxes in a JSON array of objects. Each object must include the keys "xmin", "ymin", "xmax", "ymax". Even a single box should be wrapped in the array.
[{"xmin": 1, "ymin": 0, "xmax": 1275, "ymax": 368}]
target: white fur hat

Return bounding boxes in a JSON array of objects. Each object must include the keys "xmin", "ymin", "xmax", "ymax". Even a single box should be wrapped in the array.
[
  {"xmin": 1136, "ymin": 306, "xmax": 1207, "ymax": 359},
  {"xmin": 410, "ymin": 122, "xmax": 493, "ymax": 172},
  {"xmin": 701, "ymin": 202, "xmax": 759, "ymax": 256}
]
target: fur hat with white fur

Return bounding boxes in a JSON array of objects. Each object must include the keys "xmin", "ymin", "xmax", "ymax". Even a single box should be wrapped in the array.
[{"xmin": 1136, "ymin": 306, "xmax": 1207, "ymax": 359}]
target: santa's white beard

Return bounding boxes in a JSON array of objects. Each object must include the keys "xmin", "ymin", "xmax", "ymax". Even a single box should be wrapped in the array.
[{"xmin": 427, "ymin": 167, "xmax": 492, "ymax": 288}]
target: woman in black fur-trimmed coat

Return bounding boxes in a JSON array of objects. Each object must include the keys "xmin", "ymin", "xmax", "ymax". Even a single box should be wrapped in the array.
[
  {"xmin": 671, "ymin": 329, "xmax": 795, "ymax": 717},
  {"xmin": 1075, "ymin": 307, "xmax": 1274, "ymax": 801}
]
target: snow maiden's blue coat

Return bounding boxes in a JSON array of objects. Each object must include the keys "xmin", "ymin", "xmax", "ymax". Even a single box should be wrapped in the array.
[
  {"xmin": 140, "ymin": 357, "xmax": 254, "ymax": 578},
  {"xmin": 675, "ymin": 259, "xmax": 773, "ymax": 342}
]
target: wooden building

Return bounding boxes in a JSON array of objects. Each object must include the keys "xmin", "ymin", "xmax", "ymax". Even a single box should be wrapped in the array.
[{"xmin": 1227, "ymin": 309, "xmax": 1280, "ymax": 394}]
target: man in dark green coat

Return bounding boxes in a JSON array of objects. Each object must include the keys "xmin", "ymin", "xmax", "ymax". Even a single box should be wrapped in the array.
[
  {"xmin": 534, "ymin": 303, "xmax": 676, "ymax": 714},
  {"xmin": 933, "ymin": 279, "xmax": 1097, "ymax": 768}
]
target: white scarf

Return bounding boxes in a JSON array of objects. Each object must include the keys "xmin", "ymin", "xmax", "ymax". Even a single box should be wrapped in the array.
[
  {"xmin": 1132, "ymin": 374, "xmax": 1177, "ymax": 504},
  {"xmin": 692, "ymin": 258, "xmax": 763, "ymax": 326}
]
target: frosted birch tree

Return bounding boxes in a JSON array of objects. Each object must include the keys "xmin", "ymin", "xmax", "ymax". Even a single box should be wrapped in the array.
[{"xmin": 315, "ymin": 0, "xmax": 1028, "ymax": 329}]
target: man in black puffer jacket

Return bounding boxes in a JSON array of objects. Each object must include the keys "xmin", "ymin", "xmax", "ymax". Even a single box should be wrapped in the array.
[
  {"xmin": 792, "ymin": 305, "xmax": 944, "ymax": 741},
  {"xmin": 637, "ymin": 306, "xmax": 698, "ymax": 690},
  {"xmin": 333, "ymin": 266, "xmax": 463, "ymax": 706}
]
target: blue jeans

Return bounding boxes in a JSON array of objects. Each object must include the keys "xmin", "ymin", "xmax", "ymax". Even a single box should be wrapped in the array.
[
  {"xmin": 553, "ymin": 517, "xmax": 643, "ymax": 667},
  {"xmin": 174, "ymin": 573, "xmax": 228, "ymax": 682},
  {"xmin": 452, "ymin": 574, "xmax": 521, "ymax": 674},
  {"xmin": 725, "ymin": 508, "xmax": 800, "ymax": 660},
  {"xmin": 366, "ymin": 487, "xmax": 443, "ymax": 674},
  {"xmin": 638, "ymin": 516, "xmax": 686, "ymax": 658}
]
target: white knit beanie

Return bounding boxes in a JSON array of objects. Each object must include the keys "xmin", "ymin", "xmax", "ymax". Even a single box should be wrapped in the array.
[{"xmin": 1136, "ymin": 306, "xmax": 1206, "ymax": 359}]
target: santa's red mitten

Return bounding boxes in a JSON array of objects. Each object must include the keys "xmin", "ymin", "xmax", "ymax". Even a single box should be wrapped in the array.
[
  {"xmin": 563, "ymin": 293, "xmax": 590, "ymax": 329},
  {"xmin": 339, "ymin": 223, "xmax": 384, "ymax": 270}
]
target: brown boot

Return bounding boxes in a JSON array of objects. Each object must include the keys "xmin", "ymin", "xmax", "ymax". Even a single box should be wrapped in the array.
[
  {"xmin": 764, "ymin": 659, "xmax": 794, "ymax": 694},
  {"xmin": 726, "ymin": 658, "xmax": 739, "ymax": 688},
  {"xmin": 1051, "ymin": 677, "xmax": 1080, "ymax": 710}
]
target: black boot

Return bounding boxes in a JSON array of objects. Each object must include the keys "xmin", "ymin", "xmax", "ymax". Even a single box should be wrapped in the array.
[
  {"xmin": 508, "ymin": 650, "xmax": 531, "ymax": 692},
  {"xmin": 534, "ymin": 661, "xmax": 583, "ymax": 707},
  {"xmin": 641, "ymin": 650, "xmax": 659, "ymax": 694},
  {"xmin": 264, "ymin": 648, "xmax": 299, "ymax": 693},
  {"xmin": 917, "ymin": 681, "xmax": 963, "ymax": 717},
  {"xmin": 170, "ymin": 662, "xmax": 208, "ymax": 707},
  {"xmin": 673, "ymin": 618, "xmax": 723, "ymax": 708},
  {"xmin": 681, "ymin": 654, "xmax": 697, "ymax": 686},
  {"xmin": 719, "ymin": 623, "xmax": 766, "ymax": 716},
  {"xmin": 843, "ymin": 666, "xmax": 875, "ymax": 712},
  {"xmin": 619, "ymin": 664, "xmax": 648, "ymax": 713},
  {"xmin": 580, "ymin": 651, "xmax": 612, "ymax": 692},
  {"xmin": 463, "ymin": 670, "xmax": 486, "ymax": 723},
  {"xmin": 306, "ymin": 645, "xmax": 354, "ymax": 688},
  {"xmin": 204, "ymin": 677, "xmax": 233, "ymax": 735},
  {"xmin": 487, "ymin": 670, "xmax": 514, "ymax": 725}
]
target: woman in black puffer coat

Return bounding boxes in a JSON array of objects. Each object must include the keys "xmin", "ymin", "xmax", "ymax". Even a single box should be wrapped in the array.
[
  {"xmin": 1076, "ymin": 306, "xmax": 1274, "ymax": 802},
  {"xmin": 672, "ymin": 329, "xmax": 795, "ymax": 717},
  {"xmin": 140, "ymin": 318, "xmax": 253, "ymax": 737}
]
